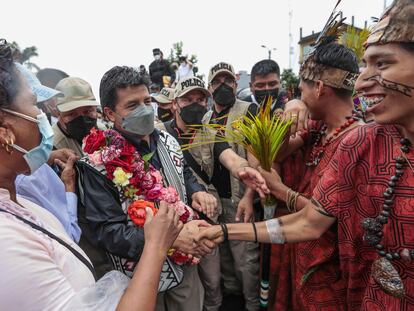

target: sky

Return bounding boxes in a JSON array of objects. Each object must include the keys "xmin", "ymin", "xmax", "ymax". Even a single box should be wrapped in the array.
[{"xmin": 2, "ymin": 0, "xmax": 390, "ymax": 97}]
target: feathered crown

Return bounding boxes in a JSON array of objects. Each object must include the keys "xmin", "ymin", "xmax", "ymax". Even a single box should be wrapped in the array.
[
  {"xmin": 299, "ymin": 0, "xmax": 358, "ymax": 91},
  {"xmin": 366, "ymin": 0, "xmax": 414, "ymax": 46}
]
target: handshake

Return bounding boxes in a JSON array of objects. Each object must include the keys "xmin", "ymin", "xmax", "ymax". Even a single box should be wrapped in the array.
[{"xmin": 144, "ymin": 202, "xmax": 226, "ymax": 260}]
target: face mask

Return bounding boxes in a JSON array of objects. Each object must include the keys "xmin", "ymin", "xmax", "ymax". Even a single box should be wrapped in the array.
[
  {"xmin": 121, "ymin": 105, "xmax": 155, "ymax": 136},
  {"xmin": 213, "ymin": 83, "xmax": 236, "ymax": 107},
  {"xmin": 254, "ymin": 88, "xmax": 279, "ymax": 105},
  {"xmin": 66, "ymin": 115, "xmax": 97, "ymax": 144},
  {"xmin": 154, "ymin": 54, "xmax": 161, "ymax": 61},
  {"xmin": 157, "ymin": 107, "xmax": 174, "ymax": 122},
  {"xmin": 2, "ymin": 109, "xmax": 54, "ymax": 174},
  {"xmin": 180, "ymin": 103, "xmax": 207, "ymax": 125}
]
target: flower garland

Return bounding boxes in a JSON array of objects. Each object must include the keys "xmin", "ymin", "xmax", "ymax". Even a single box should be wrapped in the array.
[{"xmin": 83, "ymin": 128, "xmax": 199, "ymax": 265}]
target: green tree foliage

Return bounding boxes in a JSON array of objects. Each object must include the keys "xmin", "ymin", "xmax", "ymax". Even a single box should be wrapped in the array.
[
  {"xmin": 10, "ymin": 41, "xmax": 40, "ymax": 71},
  {"xmin": 281, "ymin": 69, "xmax": 300, "ymax": 100},
  {"xmin": 168, "ymin": 41, "xmax": 203, "ymax": 80}
]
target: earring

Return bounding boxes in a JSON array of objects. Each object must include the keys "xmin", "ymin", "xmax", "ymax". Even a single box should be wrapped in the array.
[{"xmin": 2, "ymin": 138, "xmax": 13, "ymax": 154}]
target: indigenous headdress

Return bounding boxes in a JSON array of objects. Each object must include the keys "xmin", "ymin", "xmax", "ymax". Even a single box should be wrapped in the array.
[
  {"xmin": 366, "ymin": 0, "xmax": 414, "ymax": 46},
  {"xmin": 299, "ymin": 0, "xmax": 358, "ymax": 91}
]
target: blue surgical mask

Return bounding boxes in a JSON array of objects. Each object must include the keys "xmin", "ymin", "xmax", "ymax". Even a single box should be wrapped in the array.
[{"xmin": 2, "ymin": 109, "xmax": 54, "ymax": 174}]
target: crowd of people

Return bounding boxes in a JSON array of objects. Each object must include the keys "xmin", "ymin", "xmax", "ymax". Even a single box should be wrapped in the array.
[{"xmin": 0, "ymin": 0, "xmax": 413, "ymax": 310}]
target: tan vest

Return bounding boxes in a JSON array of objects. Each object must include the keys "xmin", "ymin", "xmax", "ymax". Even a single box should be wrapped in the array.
[
  {"xmin": 156, "ymin": 122, "xmax": 222, "ymax": 218},
  {"xmin": 194, "ymin": 99, "xmax": 251, "ymax": 203},
  {"xmin": 52, "ymin": 123, "xmax": 84, "ymax": 157}
]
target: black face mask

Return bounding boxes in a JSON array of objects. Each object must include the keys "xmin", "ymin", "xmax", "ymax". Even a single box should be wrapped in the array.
[
  {"xmin": 66, "ymin": 116, "xmax": 97, "ymax": 144},
  {"xmin": 157, "ymin": 107, "xmax": 174, "ymax": 122},
  {"xmin": 254, "ymin": 88, "xmax": 279, "ymax": 105},
  {"xmin": 213, "ymin": 83, "xmax": 236, "ymax": 107},
  {"xmin": 180, "ymin": 103, "xmax": 207, "ymax": 125}
]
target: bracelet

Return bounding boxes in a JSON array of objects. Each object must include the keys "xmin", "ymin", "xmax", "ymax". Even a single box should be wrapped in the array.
[
  {"xmin": 265, "ymin": 218, "xmax": 285, "ymax": 244},
  {"xmin": 286, "ymin": 188, "xmax": 300, "ymax": 213},
  {"xmin": 220, "ymin": 223, "xmax": 229, "ymax": 241},
  {"xmin": 252, "ymin": 222, "xmax": 258, "ymax": 243}
]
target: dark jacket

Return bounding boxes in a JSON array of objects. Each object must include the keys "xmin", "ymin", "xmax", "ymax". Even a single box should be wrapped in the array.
[
  {"xmin": 149, "ymin": 59, "xmax": 175, "ymax": 86},
  {"xmin": 75, "ymin": 130, "xmax": 204, "ymax": 277}
]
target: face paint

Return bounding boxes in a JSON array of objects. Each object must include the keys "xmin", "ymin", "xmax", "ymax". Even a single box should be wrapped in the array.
[{"xmin": 365, "ymin": 75, "xmax": 414, "ymax": 97}]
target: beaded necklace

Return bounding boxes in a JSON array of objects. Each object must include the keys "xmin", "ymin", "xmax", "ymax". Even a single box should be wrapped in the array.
[
  {"xmin": 362, "ymin": 137, "xmax": 412, "ymax": 298},
  {"xmin": 306, "ymin": 112, "xmax": 360, "ymax": 166}
]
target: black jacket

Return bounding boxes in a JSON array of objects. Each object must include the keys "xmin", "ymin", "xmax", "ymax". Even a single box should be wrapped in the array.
[
  {"xmin": 149, "ymin": 59, "xmax": 175, "ymax": 86},
  {"xmin": 75, "ymin": 133, "xmax": 205, "ymax": 276}
]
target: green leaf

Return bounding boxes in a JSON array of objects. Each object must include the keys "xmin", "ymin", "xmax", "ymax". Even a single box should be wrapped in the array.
[{"xmin": 142, "ymin": 151, "xmax": 154, "ymax": 163}]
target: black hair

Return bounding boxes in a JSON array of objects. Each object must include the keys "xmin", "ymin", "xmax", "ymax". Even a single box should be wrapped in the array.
[
  {"xmin": 99, "ymin": 66, "xmax": 150, "ymax": 111},
  {"xmin": 313, "ymin": 43, "xmax": 359, "ymax": 99},
  {"xmin": 399, "ymin": 42, "xmax": 414, "ymax": 53},
  {"xmin": 250, "ymin": 59, "xmax": 281, "ymax": 82},
  {"xmin": 0, "ymin": 39, "xmax": 21, "ymax": 109},
  {"xmin": 314, "ymin": 43, "xmax": 359, "ymax": 74}
]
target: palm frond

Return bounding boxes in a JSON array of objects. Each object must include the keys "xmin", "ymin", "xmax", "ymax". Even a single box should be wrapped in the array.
[{"xmin": 182, "ymin": 96, "xmax": 294, "ymax": 172}]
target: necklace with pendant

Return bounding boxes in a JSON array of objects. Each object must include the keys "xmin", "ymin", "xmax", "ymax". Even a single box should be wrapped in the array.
[{"xmin": 361, "ymin": 137, "xmax": 412, "ymax": 298}]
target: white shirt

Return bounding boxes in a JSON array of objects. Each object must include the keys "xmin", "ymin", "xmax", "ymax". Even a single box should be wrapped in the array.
[
  {"xmin": 176, "ymin": 63, "xmax": 194, "ymax": 82},
  {"xmin": 0, "ymin": 189, "xmax": 129, "ymax": 311}
]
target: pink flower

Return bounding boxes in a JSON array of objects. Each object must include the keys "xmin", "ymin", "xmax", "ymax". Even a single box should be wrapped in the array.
[
  {"xmin": 151, "ymin": 170, "xmax": 163, "ymax": 184},
  {"xmin": 141, "ymin": 172, "xmax": 155, "ymax": 190},
  {"xmin": 161, "ymin": 186, "xmax": 179, "ymax": 204},
  {"xmin": 145, "ymin": 184, "xmax": 163, "ymax": 200},
  {"xmin": 89, "ymin": 151, "xmax": 103, "ymax": 166},
  {"xmin": 101, "ymin": 145, "xmax": 121, "ymax": 163}
]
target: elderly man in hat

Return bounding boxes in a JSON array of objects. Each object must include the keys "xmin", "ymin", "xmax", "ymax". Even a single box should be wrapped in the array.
[{"xmin": 53, "ymin": 77, "xmax": 100, "ymax": 156}]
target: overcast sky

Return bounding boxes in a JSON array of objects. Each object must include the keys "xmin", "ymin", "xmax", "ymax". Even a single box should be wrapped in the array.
[{"xmin": 3, "ymin": 0, "xmax": 390, "ymax": 97}]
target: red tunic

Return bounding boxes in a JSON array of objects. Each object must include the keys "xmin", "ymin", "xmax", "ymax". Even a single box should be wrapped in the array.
[
  {"xmin": 270, "ymin": 122, "xmax": 351, "ymax": 310},
  {"xmin": 313, "ymin": 124, "xmax": 414, "ymax": 310}
]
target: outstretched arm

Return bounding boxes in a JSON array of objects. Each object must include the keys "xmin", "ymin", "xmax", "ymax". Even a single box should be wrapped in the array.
[{"xmin": 197, "ymin": 201, "xmax": 335, "ymax": 245}]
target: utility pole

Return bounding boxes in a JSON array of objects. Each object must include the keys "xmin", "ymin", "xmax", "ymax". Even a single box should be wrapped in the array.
[
  {"xmin": 261, "ymin": 45, "xmax": 277, "ymax": 60},
  {"xmin": 288, "ymin": 1, "xmax": 294, "ymax": 69}
]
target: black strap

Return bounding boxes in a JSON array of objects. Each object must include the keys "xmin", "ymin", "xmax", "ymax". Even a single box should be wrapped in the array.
[{"xmin": 0, "ymin": 207, "xmax": 97, "ymax": 281}]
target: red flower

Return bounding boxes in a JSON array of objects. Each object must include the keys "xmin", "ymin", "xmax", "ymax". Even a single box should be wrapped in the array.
[
  {"xmin": 179, "ymin": 209, "xmax": 191, "ymax": 223},
  {"xmin": 170, "ymin": 250, "xmax": 192, "ymax": 265},
  {"xmin": 83, "ymin": 128, "xmax": 106, "ymax": 154},
  {"xmin": 127, "ymin": 200, "xmax": 157, "ymax": 227},
  {"xmin": 106, "ymin": 165, "xmax": 116, "ymax": 180},
  {"xmin": 106, "ymin": 158, "xmax": 134, "ymax": 173}
]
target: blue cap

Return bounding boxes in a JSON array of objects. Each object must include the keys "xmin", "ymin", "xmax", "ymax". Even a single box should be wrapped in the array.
[{"xmin": 15, "ymin": 63, "xmax": 62, "ymax": 103}]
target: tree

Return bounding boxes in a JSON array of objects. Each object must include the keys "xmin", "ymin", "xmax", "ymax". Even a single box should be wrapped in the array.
[
  {"xmin": 168, "ymin": 41, "xmax": 203, "ymax": 80},
  {"xmin": 281, "ymin": 68, "xmax": 300, "ymax": 100},
  {"xmin": 10, "ymin": 41, "xmax": 40, "ymax": 71}
]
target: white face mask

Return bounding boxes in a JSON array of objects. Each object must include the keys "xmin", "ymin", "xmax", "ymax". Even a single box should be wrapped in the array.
[
  {"xmin": 154, "ymin": 54, "xmax": 161, "ymax": 61},
  {"xmin": 2, "ymin": 109, "xmax": 54, "ymax": 174}
]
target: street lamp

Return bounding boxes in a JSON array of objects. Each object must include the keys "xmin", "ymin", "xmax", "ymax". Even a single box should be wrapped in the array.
[{"xmin": 261, "ymin": 45, "xmax": 277, "ymax": 60}]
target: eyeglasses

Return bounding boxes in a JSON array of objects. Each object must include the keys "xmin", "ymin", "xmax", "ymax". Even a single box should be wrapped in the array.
[{"xmin": 210, "ymin": 77, "xmax": 236, "ymax": 88}]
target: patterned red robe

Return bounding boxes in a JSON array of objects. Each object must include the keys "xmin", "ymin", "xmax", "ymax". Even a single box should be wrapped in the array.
[
  {"xmin": 314, "ymin": 124, "xmax": 414, "ymax": 310},
  {"xmin": 270, "ymin": 122, "xmax": 352, "ymax": 310}
]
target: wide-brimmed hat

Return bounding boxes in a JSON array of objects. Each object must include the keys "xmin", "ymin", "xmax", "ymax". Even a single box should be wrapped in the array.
[{"xmin": 55, "ymin": 77, "xmax": 99, "ymax": 112}]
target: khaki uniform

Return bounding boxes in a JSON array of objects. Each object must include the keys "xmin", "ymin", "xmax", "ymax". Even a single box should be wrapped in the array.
[
  {"xmin": 52, "ymin": 123, "xmax": 84, "ymax": 157},
  {"xmin": 194, "ymin": 99, "xmax": 260, "ymax": 311},
  {"xmin": 156, "ymin": 122, "xmax": 223, "ymax": 311}
]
